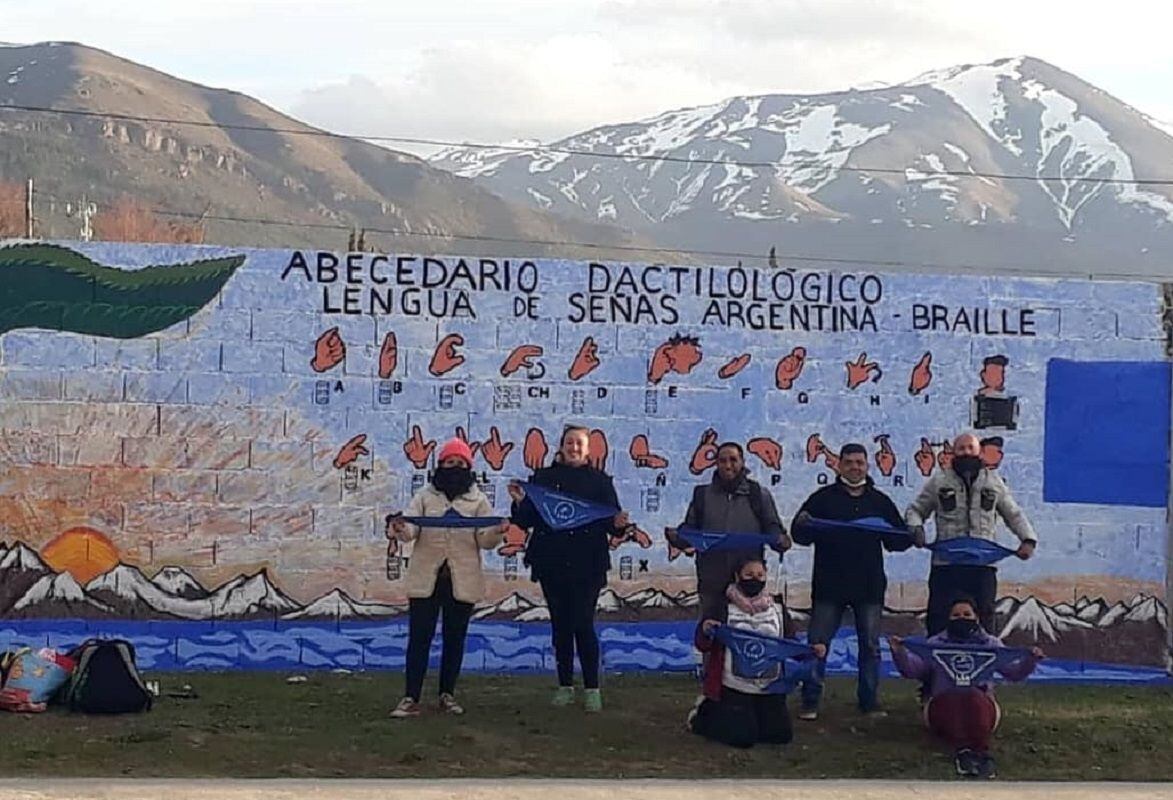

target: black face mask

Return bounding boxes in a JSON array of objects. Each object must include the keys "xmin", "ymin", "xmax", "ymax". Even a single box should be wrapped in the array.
[
  {"xmin": 946, "ymin": 618, "xmax": 980, "ymax": 640},
  {"xmin": 953, "ymin": 455, "xmax": 983, "ymax": 484},
  {"xmin": 432, "ymin": 466, "xmax": 474, "ymax": 500},
  {"xmin": 737, "ymin": 579, "xmax": 766, "ymax": 598}
]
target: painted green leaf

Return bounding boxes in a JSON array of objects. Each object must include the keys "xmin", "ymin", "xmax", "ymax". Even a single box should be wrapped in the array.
[{"xmin": 0, "ymin": 244, "xmax": 245, "ymax": 339}]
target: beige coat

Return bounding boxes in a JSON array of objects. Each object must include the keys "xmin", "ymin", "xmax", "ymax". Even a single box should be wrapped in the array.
[
  {"xmin": 399, "ymin": 484, "xmax": 504, "ymax": 604},
  {"xmin": 905, "ymin": 468, "xmax": 1036, "ymax": 566}
]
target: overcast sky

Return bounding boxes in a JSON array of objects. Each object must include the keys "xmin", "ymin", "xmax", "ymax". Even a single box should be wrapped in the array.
[{"xmin": 2, "ymin": 0, "xmax": 1171, "ymax": 155}]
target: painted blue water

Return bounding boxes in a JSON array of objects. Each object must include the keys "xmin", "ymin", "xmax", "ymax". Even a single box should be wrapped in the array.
[{"xmin": 0, "ymin": 620, "xmax": 1166, "ymax": 684}]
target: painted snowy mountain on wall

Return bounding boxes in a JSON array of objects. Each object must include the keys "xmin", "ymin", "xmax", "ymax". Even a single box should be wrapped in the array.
[{"xmin": 430, "ymin": 57, "xmax": 1173, "ymax": 276}]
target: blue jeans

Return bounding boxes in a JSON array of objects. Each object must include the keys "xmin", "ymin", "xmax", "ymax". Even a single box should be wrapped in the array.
[{"xmin": 800, "ymin": 600, "xmax": 882, "ymax": 712}]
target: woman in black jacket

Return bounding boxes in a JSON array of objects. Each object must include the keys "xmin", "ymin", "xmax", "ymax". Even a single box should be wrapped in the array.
[{"xmin": 508, "ymin": 425, "xmax": 628, "ymax": 712}]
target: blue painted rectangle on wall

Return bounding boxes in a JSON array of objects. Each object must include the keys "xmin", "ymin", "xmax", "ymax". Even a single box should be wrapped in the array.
[{"xmin": 1044, "ymin": 359, "xmax": 1171, "ymax": 507}]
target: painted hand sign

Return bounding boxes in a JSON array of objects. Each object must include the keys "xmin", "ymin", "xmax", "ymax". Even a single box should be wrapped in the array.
[
  {"xmin": 979, "ymin": 355, "xmax": 1008, "ymax": 396},
  {"xmin": 747, "ymin": 437, "xmax": 782, "ymax": 470},
  {"xmin": 454, "ymin": 426, "xmax": 481, "ymax": 462},
  {"xmin": 403, "ymin": 425, "xmax": 436, "ymax": 469},
  {"xmin": 569, "ymin": 336, "xmax": 601, "ymax": 381},
  {"xmin": 497, "ymin": 524, "xmax": 529, "ymax": 557},
  {"xmin": 805, "ymin": 433, "xmax": 839, "ymax": 473},
  {"xmin": 523, "ymin": 428, "xmax": 548, "ymax": 470},
  {"xmin": 690, "ymin": 428, "xmax": 719, "ymax": 475},
  {"xmin": 480, "ymin": 426, "xmax": 514, "ymax": 471},
  {"xmin": 501, "ymin": 344, "xmax": 544, "ymax": 378},
  {"xmin": 588, "ymin": 429, "xmax": 609, "ymax": 471},
  {"xmin": 981, "ymin": 436, "xmax": 1004, "ymax": 469},
  {"xmin": 909, "ymin": 351, "xmax": 932, "ymax": 396},
  {"xmin": 610, "ymin": 525, "xmax": 653, "ymax": 550},
  {"xmin": 775, "ymin": 347, "xmax": 807, "ymax": 390},
  {"xmin": 874, "ymin": 434, "xmax": 896, "ymax": 477},
  {"xmin": 915, "ymin": 438, "xmax": 935, "ymax": 477},
  {"xmin": 718, "ymin": 353, "xmax": 751, "ymax": 379},
  {"xmin": 429, "ymin": 333, "xmax": 465, "ymax": 377},
  {"xmin": 377, "ymin": 332, "xmax": 398, "ymax": 379},
  {"xmin": 937, "ymin": 439, "xmax": 954, "ymax": 471},
  {"xmin": 629, "ymin": 435, "xmax": 669, "ymax": 470},
  {"xmin": 311, "ymin": 327, "xmax": 346, "ymax": 373},
  {"xmin": 648, "ymin": 334, "xmax": 702, "ymax": 385},
  {"xmin": 333, "ymin": 434, "xmax": 369, "ymax": 469},
  {"xmin": 846, "ymin": 352, "xmax": 882, "ymax": 389}
]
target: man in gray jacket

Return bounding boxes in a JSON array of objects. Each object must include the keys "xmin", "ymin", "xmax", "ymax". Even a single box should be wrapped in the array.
[
  {"xmin": 905, "ymin": 432, "xmax": 1036, "ymax": 635},
  {"xmin": 668, "ymin": 442, "xmax": 790, "ymax": 621}
]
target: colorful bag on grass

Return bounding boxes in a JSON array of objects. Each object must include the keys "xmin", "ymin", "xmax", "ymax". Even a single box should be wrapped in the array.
[{"xmin": 0, "ymin": 648, "xmax": 75, "ymax": 713}]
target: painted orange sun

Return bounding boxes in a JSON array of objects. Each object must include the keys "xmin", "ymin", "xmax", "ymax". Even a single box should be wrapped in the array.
[{"xmin": 41, "ymin": 527, "xmax": 121, "ymax": 584}]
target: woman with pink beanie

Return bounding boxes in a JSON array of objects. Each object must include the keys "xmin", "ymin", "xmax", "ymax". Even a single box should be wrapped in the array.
[{"xmin": 388, "ymin": 437, "xmax": 506, "ymax": 718}]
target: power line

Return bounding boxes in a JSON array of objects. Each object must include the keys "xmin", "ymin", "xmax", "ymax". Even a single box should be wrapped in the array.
[
  {"xmin": 9, "ymin": 190, "xmax": 1157, "ymax": 280},
  {"xmin": 4, "ymin": 102, "xmax": 1173, "ymax": 187}
]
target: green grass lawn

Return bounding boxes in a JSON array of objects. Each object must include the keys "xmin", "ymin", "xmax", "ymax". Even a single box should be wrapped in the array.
[{"xmin": 0, "ymin": 673, "xmax": 1170, "ymax": 780}]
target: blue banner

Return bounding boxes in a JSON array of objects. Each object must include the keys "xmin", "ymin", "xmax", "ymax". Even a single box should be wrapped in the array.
[
  {"xmin": 520, "ymin": 482, "xmax": 618, "ymax": 532},
  {"xmin": 713, "ymin": 625, "xmax": 816, "ymax": 694},
  {"xmin": 902, "ymin": 637, "xmax": 1034, "ymax": 688},
  {"xmin": 398, "ymin": 510, "xmax": 505, "ymax": 529},
  {"xmin": 676, "ymin": 526, "xmax": 773, "ymax": 553},
  {"xmin": 929, "ymin": 536, "xmax": 1019, "ymax": 566},
  {"xmin": 803, "ymin": 515, "xmax": 909, "ymax": 539}
]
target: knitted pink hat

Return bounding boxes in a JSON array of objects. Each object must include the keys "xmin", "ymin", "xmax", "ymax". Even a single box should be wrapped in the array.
[{"xmin": 437, "ymin": 438, "xmax": 474, "ymax": 467}]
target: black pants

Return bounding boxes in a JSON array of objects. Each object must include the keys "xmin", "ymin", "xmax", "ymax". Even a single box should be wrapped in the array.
[
  {"xmin": 404, "ymin": 567, "xmax": 474, "ymax": 701},
  {"xmin": 690, "ymin": 689, "xmax": 792, "ymax": 749},
  {"xmin": 927, "ymin": 565, "xmax": 998, "ymax": 636},
  {"xmin": 540, "ymin": 578, "xmax": 602, "ymax": 689}
]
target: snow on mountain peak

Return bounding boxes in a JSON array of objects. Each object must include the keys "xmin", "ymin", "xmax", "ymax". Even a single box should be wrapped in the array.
[
  {"xmin": 282, "ymin": 588, "xmax": 400, "ymax": 620},
  {"xmin": 208, "ymin": 570, "xmax": 300, "ymax": 618},
  {"xmin": 14, "ymin": 571, "xmax": 110, "ymax": 611},
  {"xmin": 1000, "ymin": 596, "xmax": 1092, "ymax": 642},
  {"xmin": 910, "ymin": 56, "xmax": 1025, "ymax": 156},
  {"xmin": 0, "ymin": 542, "xmax": 46, "ymax": 572},
  {"xmin": 151, "ymin": 566, "xmax": 207, "ymax": 598}
]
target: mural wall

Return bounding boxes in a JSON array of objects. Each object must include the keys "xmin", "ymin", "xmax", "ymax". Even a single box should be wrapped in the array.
[{"xmin": 0, "ymin": 241, "xmax": 1168, "ymax": 680}]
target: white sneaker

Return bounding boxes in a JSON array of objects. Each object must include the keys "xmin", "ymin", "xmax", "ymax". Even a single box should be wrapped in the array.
[
  {"xmin": 389, "ymin": 697, "xmax": 421, "ymax": 718},
  {"xmin": 438, "ymin": 693, "xmax": 465, "ymax": 715}
]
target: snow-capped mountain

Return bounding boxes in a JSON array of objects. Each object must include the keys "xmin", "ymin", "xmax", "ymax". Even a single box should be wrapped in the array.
[
  {"xmin": 88, "ymin": 564, "xmax": 210, "ymax": 619},
  {"xmin": 999, "ymin": 596, "xmax": 1094, "ymax": 643},
  {"xmin": 472, "ymin": 592, "xmax": 538, "ymax": 621},
  {"xmin": 282, "ymin": 589, "xmax": 402, "ymax": 621},
  {"xmin": 151, "ymin": 567, "xmax": 208, "ymax": 600},
  {"xmin": 10, "ymin": 572, "xmax": 112, "ymax": 618},
  {"xmin": 430, "ymin": 56, "xmax": 1173, "ymax": 276},
  {"xmin": 207, "ymin": 571, "xmax": 301, "ymax": 619},
  {"xmin": 0, "ymin": 542, "xmax": 47, "ymax": 572},
  {"xmin": 0, "ymin": 541, "xmax": 51, "ymax": 613}
]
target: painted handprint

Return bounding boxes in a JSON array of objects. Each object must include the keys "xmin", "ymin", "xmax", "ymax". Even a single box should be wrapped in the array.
[
  {"xmin": 689, "ymin": 428, "xmax": 719, "ymax": 475},
  {"xmin": 480, "ymin": 426, "xmax": 514, "ymax": 471},
  {"xmin": 523, "ymin": 428, "xmax": 548, "ymax": 470},
  {"xmin": 403, "ymin": 425, "xmax": 436, "ymax": 469},
  {"xmin": 648, "ymin": 334, "xmax": 703, "ymax": 385},
  {"xmin": 629, "ymin": 434, "xmax": 669, "ymax": 470},
  {"xmin": 874, "ymin": 434, "xmax": 896, "ymax": 477},
  {"xmin": 587, "ymin": 429, "xmax": 609, "ymax": 471},
  {"xmin": 909, "ymin": 352, "xmax": 932, "ymax": 396},
  {"xmin": 979, "ymin": 355, "xmax": 1008, "ymax": 396},
  {"xmin": 914, "ymin": 437, "xmax": 935, "ymax": 477},
  {"xmin": 333, "ymin": 434, "xmax": 369, "ymax": 469},
  {"xmin": 311, "ymin": 327, "xmax": 346, "ymax": 373},
  {"xmin": 569, "ymin": 336, "xmax": 601, "ymax": 381},
  {"xmin": 775, "ymin": 346, "xmax": 807, "ymax": 390},
  {"xmin": 718, "ymin": 353, "xmax": 751, "ymax": 379},
  {"xmin": 377, "ymin": 332, "xmax": 398, "ymax": 379},
  {"xmin": 454, "ymin": 426, "xmax": 481, "ymax": 462},
  {"xmin": 747, "ymin": 437, "xmax": 783, "ymax": 470},
  {"xmin": 981, "ymin": 436, "xmax": 1004, "ymax": 469},
  {"xmin": 428, "ymin": 333, "xmax": 465, "ymax": 377},
  {"xmin": 497, "ymin": 523, "xmax": 529, "ymax": 557},
  {"xmin": 500, "ymin": 344, "xmax": 544, "ymax": 378},
  {"xmin": 805, "ymin": 433, "xmax": 839, "ymax": 473},
  {"xmin": 937, "ymin": 439, "xmax": 954, "ymax": 471},
  {"xmin": 846, "ymin": 352, "xmax": 882, "ymax": 389}
]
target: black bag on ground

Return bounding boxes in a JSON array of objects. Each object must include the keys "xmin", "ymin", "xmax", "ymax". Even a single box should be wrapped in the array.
[{"xmin": 64, "ymin": 639, "xmax": 152, "ymax": 714}]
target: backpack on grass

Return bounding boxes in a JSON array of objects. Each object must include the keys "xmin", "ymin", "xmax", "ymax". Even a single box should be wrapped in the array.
[{"xmin": 63, "ymin": 639, "xmax": 152, "ymax": 714}]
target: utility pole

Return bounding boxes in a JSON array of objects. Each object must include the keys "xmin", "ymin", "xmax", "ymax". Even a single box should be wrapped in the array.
[{"xmin": 24, "ymin": 178, "xmax": 33, "ymax": 239}]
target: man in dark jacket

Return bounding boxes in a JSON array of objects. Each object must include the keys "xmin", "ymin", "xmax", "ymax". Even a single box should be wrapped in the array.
[
  {"xmin": 667, "ymin": 442, "xmax": 790, "ymax": 621},
  {"xmin": 791, "ymin": 443, "xmax": 911, "ymax": 719}
]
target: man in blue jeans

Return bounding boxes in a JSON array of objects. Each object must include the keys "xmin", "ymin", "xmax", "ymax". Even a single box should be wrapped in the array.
[{"xmin": 790, "ymin": 443, "xmax": 911, "ymax": 719}]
